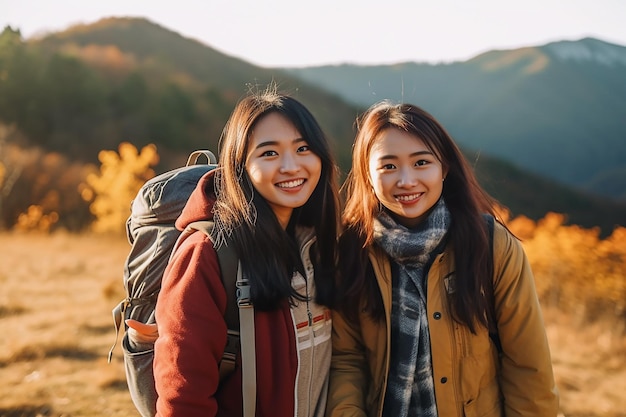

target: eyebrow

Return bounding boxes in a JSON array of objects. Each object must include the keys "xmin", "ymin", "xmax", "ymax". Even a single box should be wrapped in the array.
[
  {"xmin": 377, "ymin": 150, "xmax": 433, "ymax": 160},
  {"xmin": 254, "ymin": 137, "xmax": 306, "ymax": 150}
]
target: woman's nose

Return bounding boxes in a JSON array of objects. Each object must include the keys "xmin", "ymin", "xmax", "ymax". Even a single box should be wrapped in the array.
[
  {"xmin": 396, "ymin": 168, "xmax": 417, "ymax": 187},
  {"xmin": 279, "ymin": 152, "xmax": 300, "ymax": 173}
]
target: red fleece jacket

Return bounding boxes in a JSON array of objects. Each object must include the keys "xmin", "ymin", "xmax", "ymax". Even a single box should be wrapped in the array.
[{"xmin": 154, "ymin": 169, "xmax": 298, "ymax": 417}]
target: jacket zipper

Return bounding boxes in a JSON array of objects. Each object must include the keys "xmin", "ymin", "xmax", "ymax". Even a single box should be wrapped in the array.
[
  {"xmin": 300, "ymin": 234, "xmax": 316, "ymax": 417},
  {"xmin": 306, "ymin": 287, "xmax": 314, "ymax": 417}
]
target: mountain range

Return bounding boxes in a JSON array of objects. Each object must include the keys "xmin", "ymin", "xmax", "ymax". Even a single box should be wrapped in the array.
[{"xmin": 1, "ymin": 17, "xmax": 625, "ymax": 234}]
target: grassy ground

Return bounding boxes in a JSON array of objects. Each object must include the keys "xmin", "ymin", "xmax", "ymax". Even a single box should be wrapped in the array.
[
  {"xmin": 0, "ymin": 232, "xmax": 133, "ymax": 417},
  {"xmin": 0, "ymin": 232, "xmax": 624, "ymax": 417}
]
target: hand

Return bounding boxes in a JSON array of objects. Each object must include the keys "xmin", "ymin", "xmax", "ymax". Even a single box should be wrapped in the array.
[{"xmin": 126, "ymin": 319, "xmax": 159, "ymax": 344}]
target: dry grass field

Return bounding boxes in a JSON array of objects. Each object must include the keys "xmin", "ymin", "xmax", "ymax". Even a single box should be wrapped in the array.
[{"xmin": 0, "ymin": 232, "xmax": 625, "ymax": 417}]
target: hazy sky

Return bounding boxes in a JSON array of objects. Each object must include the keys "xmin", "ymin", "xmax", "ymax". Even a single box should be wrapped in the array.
[{"xmin": 3, "ymin": 0, "xmax": 626, "ymax": 67}]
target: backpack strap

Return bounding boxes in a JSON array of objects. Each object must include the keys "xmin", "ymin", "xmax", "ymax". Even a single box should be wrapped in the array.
[
  {"xmin": 483, "ymin": 214, "xmax": 503, "ymax": 354},
  {"xmin": 235, "ymin": 263, "xmax": 256, "ymax": 417},
  {"xmin": 185, "ymin": 221, "xmax": 256, "ymax": 417},
  {"xmin": 212, "ymin": 232, "xmax": 240, "ymax": 381},
  {"xmin": 183, "ymin": 221, "xmax": 239, "ymax": 374}
]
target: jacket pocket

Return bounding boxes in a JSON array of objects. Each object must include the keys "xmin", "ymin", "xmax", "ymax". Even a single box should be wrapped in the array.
[{"xmin": 462, "ymin": 377, "xmax": 502, "ymax": 417}]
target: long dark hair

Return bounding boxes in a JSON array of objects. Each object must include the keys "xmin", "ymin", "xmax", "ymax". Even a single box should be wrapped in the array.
[
  {"xmin": 340, "ymin": 100, "xmax": 501, "ymax": 332},
  {"xmin": 212, "ymin": 86, "xmax": 340, "ymax": 310}
]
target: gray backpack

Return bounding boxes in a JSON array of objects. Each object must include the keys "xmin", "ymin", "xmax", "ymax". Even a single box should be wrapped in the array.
[{"xmin": 108, "ymin": 151, "xmax": 256, "ymax": 417}]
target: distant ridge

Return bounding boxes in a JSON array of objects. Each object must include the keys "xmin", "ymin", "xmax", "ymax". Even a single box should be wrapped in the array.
[{"xmin": 544, "ymin": 37, "xmax": 626, "ymax": 66}]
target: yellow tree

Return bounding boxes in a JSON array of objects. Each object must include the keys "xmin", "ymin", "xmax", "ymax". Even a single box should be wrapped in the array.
[{"xmin": 81, "ymin": 142, "xmax": 159, "ymax": 234}]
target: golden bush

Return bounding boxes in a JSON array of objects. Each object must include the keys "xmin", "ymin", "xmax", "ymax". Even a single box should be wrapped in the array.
[
  {"xmin": 508, "ymin": 213, "xmax": 626, "ymax": 323},
  {"xmin": 15, "ymin": 205, "xmax": 59, "ymax": 232},
  {"xmin": 81, "ymin": 142, "xmax": 159, "ymax": 234}
]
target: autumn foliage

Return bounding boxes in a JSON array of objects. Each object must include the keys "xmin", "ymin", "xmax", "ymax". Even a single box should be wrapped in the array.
[
  {"xmin": 0, "ymin": 136, "xmax": 95, "ymax": 232},
  {"xmin": 507, "ymin": 212, "xmax": 626, "ymax": 325},
  {"xmin": 80, "ymin": 142, "xmax": 159, "ymax": 234}
]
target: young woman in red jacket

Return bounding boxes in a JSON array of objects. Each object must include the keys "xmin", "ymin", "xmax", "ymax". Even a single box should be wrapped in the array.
[{"xmin": 152, "ymin": 87, "xmax": 340, "ymax": 417}]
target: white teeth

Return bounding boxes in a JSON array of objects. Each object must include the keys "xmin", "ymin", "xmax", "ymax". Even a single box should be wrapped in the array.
[
  {"xmin": 277, "ymin": 179, "xmax": 305, "ymax": 188},
  {"xmin": 396, "ymin": 193, "xmax": 420, "ymax": 201}
]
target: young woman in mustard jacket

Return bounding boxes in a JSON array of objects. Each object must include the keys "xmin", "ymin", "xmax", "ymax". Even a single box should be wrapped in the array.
[{"xmin": 326, "ymin": 101, "xmax": 559, "ymax": 417}]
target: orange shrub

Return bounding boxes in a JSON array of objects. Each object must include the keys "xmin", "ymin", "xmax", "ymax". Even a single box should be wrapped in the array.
[{"xmin": 508, "ymin": 213, "xmax": 626, "ymax": 324}]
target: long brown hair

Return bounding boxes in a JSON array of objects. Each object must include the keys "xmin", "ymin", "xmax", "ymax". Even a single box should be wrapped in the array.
[
  {"xmin": 213, "ymin": 86, "xmax": 340, "ymax": 309},
  {"xmin": 340, "ymin": 100, "xmax": 501, "ymax": 332}
]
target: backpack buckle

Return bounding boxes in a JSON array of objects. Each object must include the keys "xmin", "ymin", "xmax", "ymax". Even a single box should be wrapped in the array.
[
  {"xmin": 236, "ymin": 280, "xmax": 252, "ymax": 307},
  {"xmin": 235, "ymin": 261, "xmax": 252, "ymax": 307}
]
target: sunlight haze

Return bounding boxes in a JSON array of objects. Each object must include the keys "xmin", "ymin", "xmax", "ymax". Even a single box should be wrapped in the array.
[{"xmin": 2, "ymin": 0, "xmax": 626, "ymax": 67}]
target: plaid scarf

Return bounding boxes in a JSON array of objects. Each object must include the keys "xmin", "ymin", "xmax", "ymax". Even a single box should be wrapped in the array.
[{"xmin": 373, "ymin": 198, "xmax": 451, "ymax": 417}]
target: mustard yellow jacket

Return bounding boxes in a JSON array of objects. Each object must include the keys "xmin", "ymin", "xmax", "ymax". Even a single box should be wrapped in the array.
[{"xmin": 326, "ymin": 222, "xmax": 559, "ymax": 417}]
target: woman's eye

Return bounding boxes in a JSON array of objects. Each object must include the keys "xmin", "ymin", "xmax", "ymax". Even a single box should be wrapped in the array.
[
  {"xmin": 381, "ymin": 163, "xmax": 396, "ymax": 170},
  {"xmin": 416, "ymin": 159, "xmax": 429, "ymax": 167},
  {"xmin": 261, "ymin": 150, "xmax": 278, "ymax": 157},
  {"xmin": 297, "ymin": 145, "xmax": 310, "ymax": 153}
]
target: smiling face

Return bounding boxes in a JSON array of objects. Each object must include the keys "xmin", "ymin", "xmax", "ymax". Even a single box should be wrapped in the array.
[
  {"xmin": 368, "ymin": 127, "xmax": 445, "ymax": 228},
  {"xmin": 245, "ymin": 112, "xmax": 322, "ymax": 228}
]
